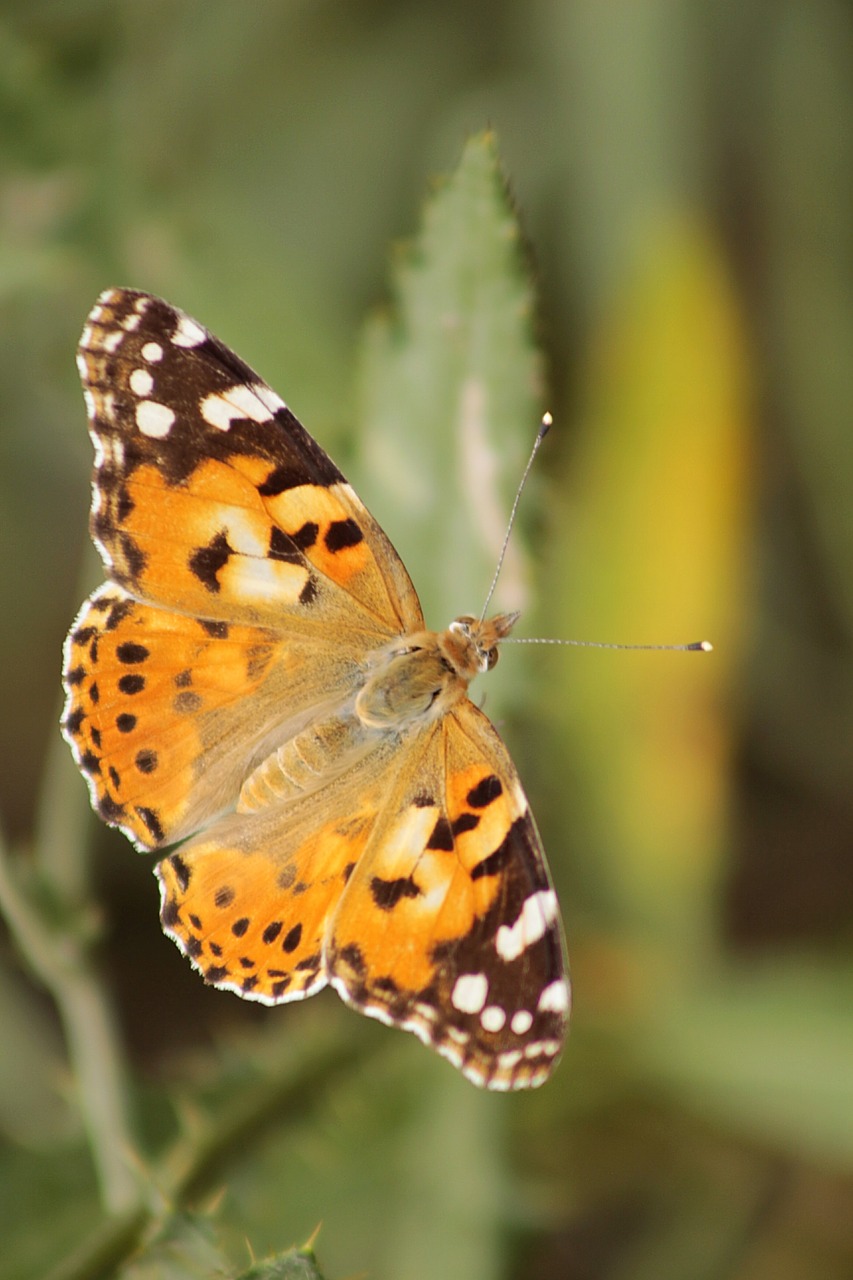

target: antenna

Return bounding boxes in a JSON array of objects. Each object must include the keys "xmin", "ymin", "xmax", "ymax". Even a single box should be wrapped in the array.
[
  {"xmin": 503, "ymin": 637, "xmax": 713, "ymax": 652},
  {"xmin": 479, "ymin": 412, "xmax": 552, "ymax": 623},
  {"xmin": 481, "ymin": 411, "xmax": 713, "ymax": 654}
]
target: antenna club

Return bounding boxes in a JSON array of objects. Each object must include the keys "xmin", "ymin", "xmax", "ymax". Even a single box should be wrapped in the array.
[
  {"xmin": 503, "ymin": 636, "xmax": 716, "ymax": 652},
  {"xmin": 539, "ymin": 411, "xmax": 552, "ymax": 438}
]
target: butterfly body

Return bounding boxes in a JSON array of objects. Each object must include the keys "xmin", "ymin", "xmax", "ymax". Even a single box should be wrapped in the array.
[{"xmin": 63, "ymin": 288, "xmax": 569, "ymax": 1090}]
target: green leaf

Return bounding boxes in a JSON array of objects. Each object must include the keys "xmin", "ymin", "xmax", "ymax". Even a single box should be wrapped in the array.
[{"xmin": 357, "ymin": 131, "xmax": 544, "ymax": 680}]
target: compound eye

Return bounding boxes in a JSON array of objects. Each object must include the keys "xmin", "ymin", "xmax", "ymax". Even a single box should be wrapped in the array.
[{"xmin": 485, "ymin": 646, "xmax": 500, "ymax": 670}]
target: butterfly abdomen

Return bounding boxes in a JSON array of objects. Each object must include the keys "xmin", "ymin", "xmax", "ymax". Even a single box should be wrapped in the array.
[{"xmin": 238, "ymin": 712, "xmax": 373, "ymax": 812}]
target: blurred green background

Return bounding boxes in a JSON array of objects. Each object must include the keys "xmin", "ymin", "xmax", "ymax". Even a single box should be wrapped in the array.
[{"xmin": 1, "ymin": 3, "xmax": 852, "ymax": 1279}]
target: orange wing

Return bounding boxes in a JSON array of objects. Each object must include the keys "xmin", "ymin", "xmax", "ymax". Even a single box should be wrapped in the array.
[
  {"xmin": 155, "ymin": 704, "xmax": 569, "ymax": 1091},
  {"xmin": 78, "ymin": 288, "xmax": 422, "ymax": 635},
  {"xmin": 330, "ymin": 703, "xmax": 569, "ymax": 1090},
  {"xmin": 63, "ymin": 583, "xmax": 364, "ymax": 848}
]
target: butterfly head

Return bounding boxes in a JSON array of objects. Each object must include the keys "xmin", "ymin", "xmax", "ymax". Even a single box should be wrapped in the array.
[{"xmin": 445, "ymin": 611, "xmax": 520, "ymax": 675}]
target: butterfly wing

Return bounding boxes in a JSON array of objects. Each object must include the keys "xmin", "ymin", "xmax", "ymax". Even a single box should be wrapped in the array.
[
  {"xmin": 77, "ymin": 288, "xmax": 423, "ymax": 634},
  {"xmin": 330, "ymin": 701, "xmax": 569, "ymax": 1090},
  {"xmin": 63, "ymin": 583, "xmax": 365, "ymax": 848},
  {"xmin": 157, "ymin": 735, "xmax": 400, "ymax": 1004},
  {"xmin": 156, "ymin": 700, "xmax": 568, "ymax": 1090}
]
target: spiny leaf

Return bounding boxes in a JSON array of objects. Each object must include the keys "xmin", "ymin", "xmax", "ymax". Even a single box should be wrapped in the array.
[{"xmin": 357, "ymin": 131, "xmax": 544, "ymax": 644}]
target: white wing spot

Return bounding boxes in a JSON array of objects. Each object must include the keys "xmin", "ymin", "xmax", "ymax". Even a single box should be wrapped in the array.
[
  {"xmin": 253, "ymin": 383, "xmax": 286, "ymax": 415},
  {"xmin": 524, "ymin": 1039, "xmax": 562, "ymax": 1060},
  {"xmin": 480, "ymin": 1005, "xmax": 507, "ymax": 1034},
  {"xmin": 219, "ymin": 554, "xmax": 309, "ymax": 605},
  {"xmin": 122, "ymin": 312, "xmax": 141, "ymax": 333},
  {"xmin": 136, "ymin": 400, "xmax": 175, "ymax": 438},
  {"xmin": 439, "ymin": 1042, "xmax": 465, "ymax": 1071},
  {"xmin": 200, "ymin": 393, "xmax": 234, "ymax": 431},
  {"xmin": 201, "ymin": 384, "xmax": 276, "ymax": 430},
  {"xmin": 100, "ymin": 436, "xmax": 124, "ymax": 466},
  {"xmin": 451, "ymin": 972, "xmax": 488, "ymax": 1015},
  {"xmin": 509, "ymin": 776, "xmax": 527, "ymax": 811},
  {"xmin": 103, "ymin": 330, "xmax": 124, "ymax": 353},
  {"xmin": 91, "ymin": 523, "xmax": 111, "ymax": 565},
  {"xmin": 495, "ymin": 889, "xmax": 559, "ymax": 962},
  {"xmin": 172, "ymin": 314, "xmax": 206, "ymax": 348},
  {"xmin": 488, "ymin": 1076, "xmax": 513, "ymax": 1093},
  {"xmin": 497, "ymin": 1049, "xmax": 523, "ymax": 1072},
  {"xmin": 129, "ymin": 368, "xmax": 154, "ymax": 396},
  {"xmin": 141, "ymin": 341, "xmax": 164, "ymax": 363},
  {"xmin": 537, "ymin": 978, "xmax": 570, "ymax": 1014},
  {"xmin": 510, "ymin": 1009, "xmax": 533, "ymax": 1035},
  {"xmin": 219, "ymin": 510, "xmax": 269, "ymax": 558},
  {"xmin": 361, "ymin": 1001, "xmax": 394, "ymax": 1028}
]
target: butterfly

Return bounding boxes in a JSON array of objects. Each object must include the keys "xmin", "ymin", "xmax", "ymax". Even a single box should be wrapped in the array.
[{"xmin": 62, "ymin": 288, "xmax": 569, "ymax": 1090}]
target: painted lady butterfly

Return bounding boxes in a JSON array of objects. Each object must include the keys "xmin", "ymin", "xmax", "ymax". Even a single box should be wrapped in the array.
[{"xmin": 62, "ymin": 289, "xmax": 569, "ymax": 1090}]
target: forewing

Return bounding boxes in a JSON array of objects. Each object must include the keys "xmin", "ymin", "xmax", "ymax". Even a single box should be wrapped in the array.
[{"xmin": 78, "ymin": 288, "xmax": 423, "ymax": 634}]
